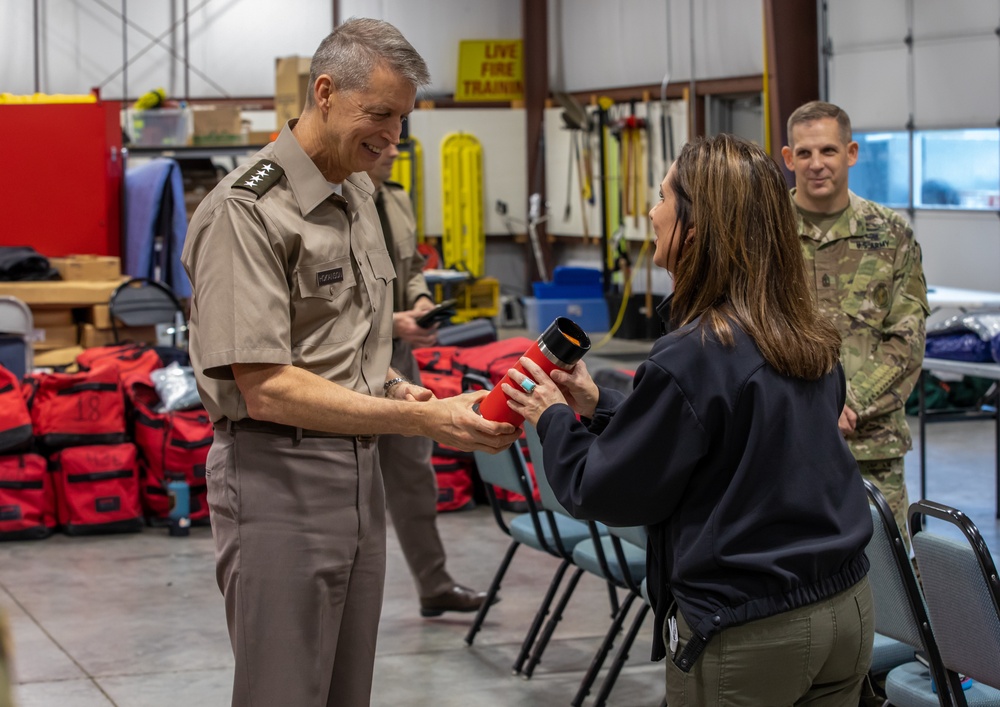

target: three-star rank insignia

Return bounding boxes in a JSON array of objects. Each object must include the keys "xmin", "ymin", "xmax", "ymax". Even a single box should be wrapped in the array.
[{"xmin": 232, "ymin": 160, "xmax": 283, "ymax": 198}]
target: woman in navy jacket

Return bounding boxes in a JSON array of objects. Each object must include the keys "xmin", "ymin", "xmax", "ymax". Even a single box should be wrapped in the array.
[{"xmin": 505, "ymin": 134, "xmax": 874, "ymax": 706}]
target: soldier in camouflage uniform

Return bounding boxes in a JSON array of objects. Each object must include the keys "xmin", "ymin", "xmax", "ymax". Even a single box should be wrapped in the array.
[{"xmin": 783, "ymin": 101, "xmax": 929, "ymax": 542}]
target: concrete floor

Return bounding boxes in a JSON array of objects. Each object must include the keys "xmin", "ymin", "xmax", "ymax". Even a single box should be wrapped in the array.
[{"xmin": 3, "ymin": 334, "xmax": 999, "ymax": 706}]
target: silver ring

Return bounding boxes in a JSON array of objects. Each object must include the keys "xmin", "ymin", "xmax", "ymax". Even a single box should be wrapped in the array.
[{"xmin": 519, "ymin": 378, "xmax": 537, "ymax": 394}]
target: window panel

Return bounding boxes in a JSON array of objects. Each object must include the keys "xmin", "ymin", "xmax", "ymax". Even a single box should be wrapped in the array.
[
  {"xmin": 913, "ymin": 39, "xmax": 1000, "ymax": 128},
  {"xmin": 852, "ymin": 131, "xmax": 910, "ymax": 208},
  {"xmin": 829, "ymin": 49, "xmax": 909, "ymax": 130},
  {"xmin": 851, "ymin": 129, "xmax": 1000, "ymax": 212},
  {"xmin": 915, "ymin": 129, "xmax": 1000, "ymax": 209}
]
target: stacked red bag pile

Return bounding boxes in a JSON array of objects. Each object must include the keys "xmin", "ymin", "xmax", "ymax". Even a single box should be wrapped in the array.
[
  {"xmin": 0, "ymin": 349, "xmax": 141, "ymax": 538},
  {"xmin": 0, "ymin": 343, "xmax": 214, "ymax": 541},
  {"xmin": 414, "ymin": 345, "xmax": 476, "ymax": 512},
  {"xmin": 0, "ymin": 364, "xmax": 52, "ymax": 539}
]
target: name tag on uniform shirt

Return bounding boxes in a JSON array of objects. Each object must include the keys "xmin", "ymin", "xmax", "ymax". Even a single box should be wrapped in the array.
[{"xmin": 317, "ymin": 268, "xmax": 344, "ymax": 286}]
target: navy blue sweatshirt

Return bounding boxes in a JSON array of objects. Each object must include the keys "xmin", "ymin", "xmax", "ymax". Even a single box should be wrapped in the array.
[{"xmin": 537, "ymin": 312, "xmax": 872, "ymax": 662}]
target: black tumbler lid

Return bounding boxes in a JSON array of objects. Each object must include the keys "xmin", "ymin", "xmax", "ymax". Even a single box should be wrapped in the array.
[{"xmin": 539, "ymin": 317, "xmax": 591, "ymax": 365}]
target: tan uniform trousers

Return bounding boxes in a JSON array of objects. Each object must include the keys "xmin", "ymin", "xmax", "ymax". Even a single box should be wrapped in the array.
[
  {"xmin": 208, "ymin": 425, "xmax": 386, "ymax": 707},
  {"xmin": 378, "ymin": 342, "xmax": 454, "ymax": 599}
]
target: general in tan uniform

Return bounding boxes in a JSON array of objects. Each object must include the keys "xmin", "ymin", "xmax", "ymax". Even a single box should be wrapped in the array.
[
  {"xmin": 184, "ymin": 122, "xmax": 392, "ymax": 707},
  {"xmin": 784, "ymin": 101, "xmax": 929, "ymax": 541},
  {"xmin": 181, "ymin": 19, "xmax": 518, "ymax": 707}
]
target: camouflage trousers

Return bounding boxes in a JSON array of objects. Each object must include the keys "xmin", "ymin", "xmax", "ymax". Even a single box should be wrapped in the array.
[{"xmin": 858, "ymin": 457, "xmax": 910, "ymax": 551}]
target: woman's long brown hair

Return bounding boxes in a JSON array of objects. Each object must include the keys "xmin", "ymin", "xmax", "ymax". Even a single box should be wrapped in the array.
[{"xmin": 668, "ymin": 134, "xmax": 841, "ymax": 380}]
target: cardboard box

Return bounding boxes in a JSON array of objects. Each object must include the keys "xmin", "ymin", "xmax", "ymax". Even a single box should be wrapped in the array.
[
  {"xmin": 79, "ymin": 323, "xmax": 158, "ymax": 349},
  {"xmin": 275, "ymin": 56, "xmax": 311, "ymax": 129},
  {"xmin": 30, "ymin": 307, "xmax": 75, "ymax": 327},
  {"xmin": 82, "ymin": 304, "xmax": 113, "ymax": 330},
  {"xmin": 50, "ymin": 255, "xmax": 121, "ymax": 281},
  {"xmin": 191, "ymin": 105, "xmax": 246, "ymax": 146},
  {"xmin": 31, "ymin": 324, "xmax": 79, "ymax": 351},
  {"xmin": 0, "ymin": 279, "xmax": 125, "ymax": 306},
  {"xmin": 247, "ymin": 130, "xmax": 276, "ymax": 146},
  {"xmin": 34, "ymin": 346, "xmax": 84, "ymax": 369}
]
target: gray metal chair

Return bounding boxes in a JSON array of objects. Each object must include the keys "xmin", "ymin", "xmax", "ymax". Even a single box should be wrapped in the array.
[
  {"xmin": 901, "ymin": 499, "xmax": 1000, "ymax": 707},
  {"xmin": 0, "ymin": 296, "xmax": 33, "ymax": 379},
  {"xmin": 108, "ymin": 277, "xmax": 186, "ymax": 347},
  {"xmin": 864, "ymin": 480, "xmax": 951, "ymax": 706}
]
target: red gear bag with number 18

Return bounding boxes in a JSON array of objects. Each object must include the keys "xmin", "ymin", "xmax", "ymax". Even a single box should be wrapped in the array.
[{"xmin": 30, "ymin": 368, "xmax": 127, "ymax": 450}]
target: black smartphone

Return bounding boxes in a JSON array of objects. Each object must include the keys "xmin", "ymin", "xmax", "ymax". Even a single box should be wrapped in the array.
[{"xmin": 415, "ymin": 299, "xmax": 457, "ymax": 328}]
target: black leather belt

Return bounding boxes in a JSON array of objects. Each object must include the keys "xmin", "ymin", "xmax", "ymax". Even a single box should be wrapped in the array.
[{"xmin": 223, "ymin": 418, "xmax": 377, "ymax": 444}]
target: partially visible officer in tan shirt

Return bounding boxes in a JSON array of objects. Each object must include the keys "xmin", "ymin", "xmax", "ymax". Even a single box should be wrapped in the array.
[
  {"xmin": 368, "ymin": 143, "xmax": 494, "ymax": 618},
  {"xmin": 181, "ymin": 18, "xmax": 519, "ymax": 707}
]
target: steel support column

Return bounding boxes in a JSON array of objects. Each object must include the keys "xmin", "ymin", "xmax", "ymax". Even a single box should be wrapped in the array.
[
  {"xmin": 763, "ymin": 0, "xmax": 819, "ymax": 180},
  {"xmin": 522, "ymin": 0, "xmax": 551, "ymax": 282}
]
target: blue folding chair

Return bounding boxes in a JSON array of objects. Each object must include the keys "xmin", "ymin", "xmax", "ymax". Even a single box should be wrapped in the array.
[
  {"xmin": 463, "ymin": 374, "xmax": 595, "ymax": 681},
  {"xmin": 524, "ymin": 423, "xmax": 647, "ymax": 707},
  {"xmin": 589, "ymin": 522, "xmax": 650, "ymax": 707}
]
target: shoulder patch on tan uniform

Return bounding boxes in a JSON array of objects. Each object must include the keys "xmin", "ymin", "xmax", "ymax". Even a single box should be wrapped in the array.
[{"xmin": 232, "ymin": 160, "xmax": 283, "ymax": 198}]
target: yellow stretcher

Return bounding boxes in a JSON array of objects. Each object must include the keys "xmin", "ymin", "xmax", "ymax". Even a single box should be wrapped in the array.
[
  {"xmin": 391, "ymin": 136, "xmax": 425, "ymax": 243},
  {"xmin": 440, "ymin": 132, "xmax": 485, "ymax": 278}
]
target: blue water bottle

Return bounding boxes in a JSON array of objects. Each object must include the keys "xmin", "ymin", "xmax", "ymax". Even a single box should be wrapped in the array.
[{"xmin": 166, "ymin": 478, "xmax": 191, "ymax": 537}]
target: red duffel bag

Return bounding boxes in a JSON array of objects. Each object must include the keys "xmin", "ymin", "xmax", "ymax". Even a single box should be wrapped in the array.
[
  {"xmin": 0, "ymin": 454, "xmax": 55, "ymax": 540},
  {"xmin": 129, "ymin": 382, "xmax": 212, "ymax": 523},
  {"xmin": 50, "ymin": 443, "xmax": 143, "ymax": 535},
  {"xmin": 76, "ymin": 343, "xmax": 163, "ymax": 390},
  {"xmin": 31, "ymin": 368, "xmax": 127, "ymax": 450},
  {"xmin": 0, "ymin": 365, "xmax": 32, "ymax": 453},
  {"xmin": 433, "ymin": 455, "xmax": 475, "ymax": 513}
]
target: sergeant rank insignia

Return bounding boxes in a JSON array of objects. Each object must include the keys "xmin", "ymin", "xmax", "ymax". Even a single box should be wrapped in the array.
[{"xmin": 232, "ymin": 160, "xmax": 283, "ymax": 198}]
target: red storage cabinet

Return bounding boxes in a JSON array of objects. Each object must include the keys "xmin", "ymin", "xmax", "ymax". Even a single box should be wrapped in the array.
[{"xmin": 0, "ymin": 100, "xmax": 123, "ymax": 257}]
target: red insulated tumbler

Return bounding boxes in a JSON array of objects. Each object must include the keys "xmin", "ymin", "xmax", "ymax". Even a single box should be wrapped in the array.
[{"xmin": 475, "ymin": 317, "xmax": 591, "ymax": 426}]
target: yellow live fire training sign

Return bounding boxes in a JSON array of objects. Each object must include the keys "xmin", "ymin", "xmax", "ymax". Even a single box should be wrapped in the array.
[{"xmin": 455, "ymin": 40, "xmax": 524, "ymax": 102}]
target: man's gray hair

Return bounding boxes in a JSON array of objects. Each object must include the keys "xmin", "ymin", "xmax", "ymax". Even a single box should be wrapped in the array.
[{"xmin": 307, "ymin": 17, "xmax": 430, "ymax": 106}]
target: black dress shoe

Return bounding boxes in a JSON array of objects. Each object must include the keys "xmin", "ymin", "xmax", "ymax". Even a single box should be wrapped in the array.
[{"xmin": 419, "ymin": 585, "xmax": 499, "ymax": 617}]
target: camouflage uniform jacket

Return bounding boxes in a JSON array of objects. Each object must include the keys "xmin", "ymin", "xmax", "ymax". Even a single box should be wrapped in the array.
[{"xmin": 796, "ymin": 189, "xmax": 930, "ymax": 461}]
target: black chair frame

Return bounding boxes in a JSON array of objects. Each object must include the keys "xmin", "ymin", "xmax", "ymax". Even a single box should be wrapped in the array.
[
  {"xmin": 909, "ymin": 498, "xmax": 1000, "ymax": 706},
  {"xmin": 462, "ymin": 371, "xmax": 585, "ymax": 668},
  {"xmin": 866, "ymin": 480, "xmax": 953, "ymax": 707},
  {"xmin": 109, "ymin": 277, "xmax": 186, "ymax": 347}
]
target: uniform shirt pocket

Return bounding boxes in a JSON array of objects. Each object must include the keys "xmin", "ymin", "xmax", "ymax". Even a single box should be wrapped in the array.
[
  {"xmin": 293, "ymin": 256, "xmax": 358, "ymax": 345},
  {"xmin": 297, "ymin": 256, "xmax": 357, "ymax": 301},
  {"xmin": 841, "ymin": 249, "xmax": 892, "ymax": 324},
  {"xmin": 367, "ymin": 249, "xmax": 397, "ymax": 285},
  {"xmin": 840, "ymin": 252, "xmax": 893, "ymax": 378},
  {"xmin": 366, "ymin": 249, "xmax": 396, "ymax": 340}
]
